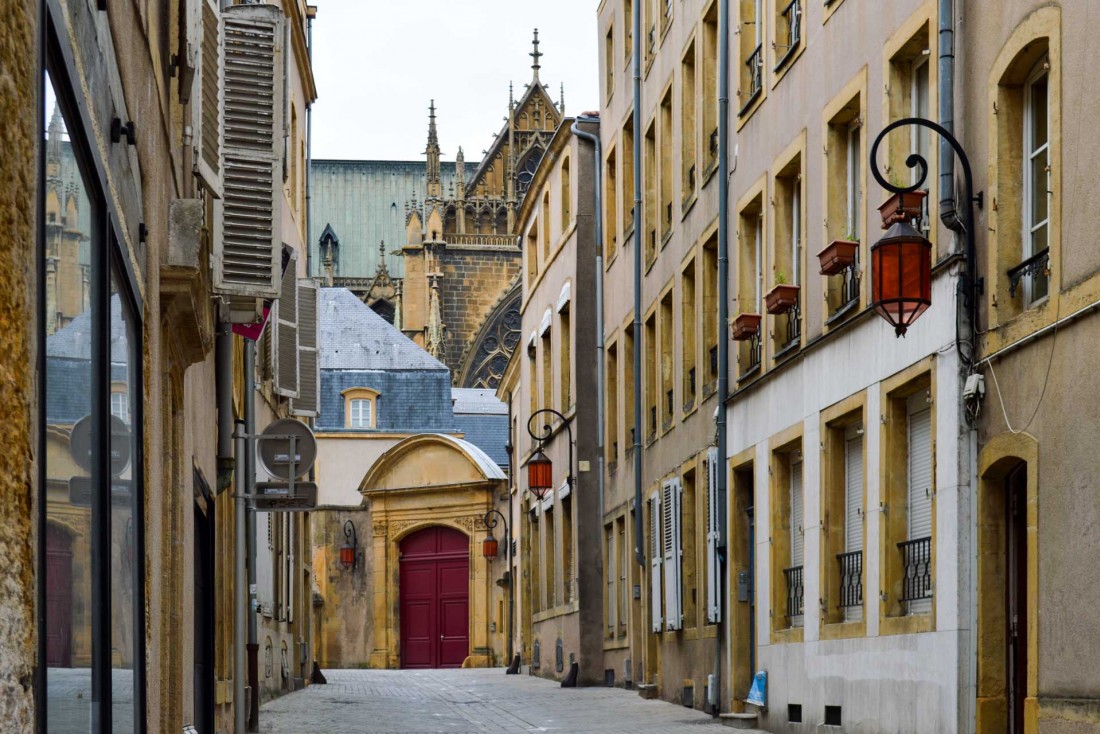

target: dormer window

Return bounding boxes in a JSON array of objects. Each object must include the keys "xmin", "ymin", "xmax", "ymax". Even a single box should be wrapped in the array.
[{"xmin": 342, "ymin": 388, "xmax": 380, "ymax": 429}]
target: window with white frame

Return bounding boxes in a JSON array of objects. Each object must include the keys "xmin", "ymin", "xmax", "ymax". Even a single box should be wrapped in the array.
[
  {"xmin": 111, "ymin": 389, "xmax": 129, "ymax": 424},
  {"xmin": 846, "ymin": 121, "xmax": 862, "ymax": 242},
  {"xmin": 910, "ymin": 55, "xmax": 931, "ymax": 231},
  {"xmin": 349, "ymin": 398, "xmax": 373, "ymax": 428},
  {"xmin": 905, "ymin": 390, "xmax": 933, "ymax": 615},
  {"xmin": 789, "ymin": 459, "xmax": 804, "ymax": 627},
  {"xmin": 1022, "ymin": 57, "xmax": 1050, "ymax": 306},
  {"xmin": 843, "ymin": 424, "xmax": 864, "ymax": 622}
]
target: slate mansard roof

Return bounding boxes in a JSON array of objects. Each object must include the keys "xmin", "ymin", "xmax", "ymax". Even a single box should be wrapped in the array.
[
  {"xmin": 318, "ymin": 287, "xmax": 455, "ymax": 432},
  {"xmin": 46, "ymin": 296, "xmax": 130, "ymax": 424},
  {"xmin": 452, "ymin": 388, "xmax": 508, "ymax": 468}
]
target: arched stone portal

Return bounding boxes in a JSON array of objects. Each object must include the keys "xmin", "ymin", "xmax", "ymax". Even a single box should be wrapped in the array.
[{"xmin": 358, "ymin": 434, "xmax": 507, "ymax": 669}]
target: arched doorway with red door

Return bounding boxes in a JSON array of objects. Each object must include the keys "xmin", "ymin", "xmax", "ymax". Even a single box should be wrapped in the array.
[{"xmin": 399, "ymin": 526, "xmax": 470, "ymax": 668}]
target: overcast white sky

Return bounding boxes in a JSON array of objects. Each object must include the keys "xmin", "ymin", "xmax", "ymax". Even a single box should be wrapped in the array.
[{"xmin": 309, "ymin": 0, "xmax": 600, "ymax": 162}]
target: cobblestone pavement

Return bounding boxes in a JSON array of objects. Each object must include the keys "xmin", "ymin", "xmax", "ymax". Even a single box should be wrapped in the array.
[{"xmin": 259, "ymin": 668, "xmax": 762, "ymax": 733}]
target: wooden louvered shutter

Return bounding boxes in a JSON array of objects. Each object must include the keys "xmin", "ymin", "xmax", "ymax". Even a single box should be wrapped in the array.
[
  {"xmin": 214, "ymin": 4, "xmax": 285, "ymax": 302},
  {"xmin": 290, "ymin": 279, "xmax": 319, "ymax": 416},
  {"xmin": 662, "ymin": 478, "xmax": 682, "ymax": 631},
  {"xmin": 705, "ymin": 446, "xmax": 721, "ymax": 624},
  {"xmin": 649, "ymin": 492, "xmax": 662, "ymax": 632},
  {"xmin": 272, "ymin": 253, "xmax": 299, "ymax": 398},
  {"xmin": 790, "ymin": 461, "xmax": 804, "ymax": 568},
  {"xmin": 191, "ymin": 0, "xmax": 222, "ymax": 197}
]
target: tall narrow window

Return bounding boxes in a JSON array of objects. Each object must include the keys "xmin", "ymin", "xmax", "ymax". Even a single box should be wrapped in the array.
[
  {"xmin": 659, "ymin": 291, "xmax": 674, "ymax": 430},
  {"xmin": 775, "ymin": 0, "xmax": 802, "ymax": 69},
  {"xmin": 842, "ymin": 424, "xmax": 864, "ymax": 622},
  {"xmin": 607, "ymin": 340, "xmax": 619, "ymax": 463},
  {"xmin": 659, "ymin": 88, "xmax": 673, "ymax": 241},
  {"xmin": 1022, "ymin": 59, "xmax": 1050, "ymax": 306},
  {"xmin": 772, "ymin": 156, "xmax": 803, "ymax": 353},
  {"xmin": 528, "ymin": 341, "xmax": 538, "ymax": 418},
  {"xmin": 661, "ymin": 478, "xmax": 683, "ymax": 631},
  {"xmin": 644, "ymin": 312, "xmax": 657, "ymax": 440},
  {"xmin": 825, "ymin": 93, "xmax": 863, "ymax": 319},
  {"xmin": 738, "ymin": 0, "xmax": 764, "ymax": 110},
  {"xmin": 701, "ymin": 3, "xmax": 718, "ymax": 171},
  {"xmin": 560, "ymin": 156, "xmax": 572, "ymax": 230},
  {"xmin": 789, "ymin": 460, "xmax": 804, "ymax": 627},
  {"xmin": 349, "ymin": 399, "xmax": 372, "ymax": 428},
  {"xmin": 910, "ymin": 55, "xmax": 931, "ymax": 231},
  {"xmin": 624, "ymin": 0, "xmax": 633, "ymax": 60},
  {"xmin": 736, "ymin": 195, "xmax": 764, "ymax": 377},
  {"xmin": 905, "ymin": 391, "xmax": 933, "ymax": 615},
  {"xmin": 624, "ymin": 323, "xmax": 636, "ymax": 450},
  {"xmin": 541, "ymin": 327, "xmax": 553, "ymax": 411},
  {"xmin": 846, "ymin": 122, "xmax": 862, "ymax": 243},
  {"xmin": 702, "ymin": 234, "xmax": 718, "ymax": 389},
  {"xmin": 545, "ymin": 505, "xmax": 557, "ymax": 607},
  {"xmin": 527, "ymin": 220, "xmax": 539, "ymax": 283},
  {"xmin": 605, "ymin": 146, "xmax": 618, "ymax": 259},
  {"xmin": 681, "ymin": 258, "xmax": 697, "ymax": 411},
  {"xmin": 606, "ymin": 525, "xmax": 617, "ymax": 636},
  {"xmin": 559, "ymin": 304, "xmax": 572, "ymax": 411},
  {"xmin": 605, "ymin": 26, "xmax": 615, "ymax": 100},
  {"xmin": 644, "ymin": 120, "xmax": 657, "ymax": 266},
  {"xmin": 542, "ymin": 192, "xmax": 552, "ymax": 259},
  {"xmin": 681, "ymin": 41, "xmax": 697, "ymax": 201},
  {"xmin": 618, "ymin": 518, "xmax": 629, "ymax": 635},
  {"xmin": 623, "ymin": 115, "xmax": 635, "ymax": 238},
  {"xmin": 563, "ymin": 494, "xmax": 575, "ymax": 602}
]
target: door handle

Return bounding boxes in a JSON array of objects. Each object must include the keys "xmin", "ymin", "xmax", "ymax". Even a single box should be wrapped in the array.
[{"xmin": 441, "ymin": 634, "xmax": 445, "ymax": 641}]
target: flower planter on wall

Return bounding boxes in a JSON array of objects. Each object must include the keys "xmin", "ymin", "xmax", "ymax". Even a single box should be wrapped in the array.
[
  {"xmin": 764, "ymin": 284, "xmax": 800, "ymax": 315},
  {"xmin": 877, "ymin": 189, "xmax": 927, "ymax": 227},
  {"xmin": 818, "ymin": 239, "xmax": 859, "ymax": 276},
  {"xmin": 730, "ymin": 312, "xmax": 762, "ymax": 341}
]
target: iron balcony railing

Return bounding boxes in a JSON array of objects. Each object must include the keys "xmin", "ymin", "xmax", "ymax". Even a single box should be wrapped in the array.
[
  {"xmin": 783, "ymin": 565, "xmax": 804, "ymax": 619},
  {"xmin": 838, "ymin": 261, "xmax": 861, "ymax": 312},
  {"xmin": 776, "ymin": 0, "xmax": 802, "ymax": 68},
  {"xmin": 837, "ymin": 550, "xmax": 863, "ymax": 608},
  {"xmin": 898, "ymin": 536, "xmax": 932, "ymax": 602},
  {"xmin": 784, "ymin": 292, "xmax": 802, "ymax": 349},
  {"xmin": 745, "ymin": 45, "xmax": 763, "ymax": 102},
  {"xmin": 745, "ymin": 326, "xmax": 762, "ymax": 374},
  {"xmin": 1007, "ymin": 246, "xmax": 1050, "ymax": 298}
]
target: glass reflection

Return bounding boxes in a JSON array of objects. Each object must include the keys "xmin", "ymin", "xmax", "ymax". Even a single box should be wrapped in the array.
[
  {"xmin": 110, "ymin": 269, "xmax": 136, "ymax": 733},
  {"xmin": 44, "ymin": 70, "xmax": 94, "ymax": 733}
]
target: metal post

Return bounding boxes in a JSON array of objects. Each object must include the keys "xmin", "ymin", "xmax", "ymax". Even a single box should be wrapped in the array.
[{"xmin": 244, "ymin": 341, "xmax": 259, "ymax": 732}]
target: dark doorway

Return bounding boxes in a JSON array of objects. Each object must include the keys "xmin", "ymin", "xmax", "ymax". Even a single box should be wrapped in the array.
[
  {"xmin": 45, "ymin": 524, "xmax": 73, "ymax": 667},
  {"xmin": 193, "ymin": 496, "xmax": 215, "ymax": 733},
  {"xmin": 399, "ymin": 526, "xmax": 470, "ymax": 668},
  {"xmin": 1005, "ymin": 463, "xmax": 1028, "ymax": 734}
]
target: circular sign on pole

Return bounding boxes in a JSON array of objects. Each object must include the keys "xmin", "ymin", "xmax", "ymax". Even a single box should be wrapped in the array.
[
  {"xmin": 258, "ymin": 418, "xmax": 317, "ymax": 480},
  {"xmin": 70, "ymin": 414, "xmax": 132, "ymax": 477}
]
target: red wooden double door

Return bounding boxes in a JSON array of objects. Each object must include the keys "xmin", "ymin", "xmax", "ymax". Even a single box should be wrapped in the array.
[{"xmin": 399, "ymin": 526, "xmax": 469, "ymax": 668}]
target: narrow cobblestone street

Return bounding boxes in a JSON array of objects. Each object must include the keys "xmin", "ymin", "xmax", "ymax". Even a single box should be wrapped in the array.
[{"xmin": 259, "ymin": 669, "xmax": 758, "ymax": 733}]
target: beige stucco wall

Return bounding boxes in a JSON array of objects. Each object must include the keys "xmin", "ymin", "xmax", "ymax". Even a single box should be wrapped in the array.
[{"xmin": 315, "ymin": 435, "xmax": 402, "ymax": 506}]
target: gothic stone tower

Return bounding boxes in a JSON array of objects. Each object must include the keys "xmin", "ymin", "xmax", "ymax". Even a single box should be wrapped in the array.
[
  {"xmin": 44, "ymin": 104, "xmax": 90, "ymax": 335},
  {"xmin": 401, "ymin": 30, "xmax": 564, "ymax": 389}
]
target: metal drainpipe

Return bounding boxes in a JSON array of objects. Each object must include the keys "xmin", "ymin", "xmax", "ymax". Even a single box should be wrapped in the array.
[
  {"xmin": 631, "ymin": 0, "xmax": 644, "ymax": 570},
  {"xmin": 938, "ymin": 0, "xmax": 962, "ymax": 234},
  {"xmin": 715, "ymin": 0, "xmax": 731, "ymax": 714},
  {"xmin": 234, "ymin": 417, "xmax": 247, "ymax": 734},
  {"xmin": 570, "ymin": 116, "xmax": 604, "ymax": 518},
  {"xmin": 305, "ymin": 9, "xmax": 314, "ymax": 277},
  {"xmin": 245, "ymin": 341, "xmax": 259, "ymax": 731},
  {"xmin": 506, "ymin": 393, "xmax": 515, "ymax": 663}
]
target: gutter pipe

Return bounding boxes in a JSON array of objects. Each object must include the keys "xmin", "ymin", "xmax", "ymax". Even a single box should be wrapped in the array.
[
  {"xmin": 938, "ymin": 0, "xmax": 963, "ymax": 234},
  {"xmin": 233, "ymin": 418, "xmax": 247, "ymax": 734},
  {"xmin": 570, "ymin": 115, "xmax": 604, "ymax": 519},
  {"xmin": 631, "ymin": 0, "xmax": 643, "ymax": 569},
  {"xmin": 715, "ymin": 0, "xmax": 731, "ymax": 713},
  {"xmin": 305, "ymin": 9, "xmax": 314, "ymax": 276},
  {"xmin": 245, "ymin": 341, "xmax": 259, "ymax": 732}
]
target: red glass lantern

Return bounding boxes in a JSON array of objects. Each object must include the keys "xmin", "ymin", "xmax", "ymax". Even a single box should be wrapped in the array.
[
  {"xmin": 339, "ymin": 542, "xmax": 355, "ymax": 570},
  {"xmin": 527, "ymin": 450, "xmax": 553, "ymax": 499},
  {"xmin": 482, "ymin": 532, "xmax": 499, "ymax": 559},
  {"xmin": 871, "ymin": 221, "xmax": 932, "ymax": 337}
]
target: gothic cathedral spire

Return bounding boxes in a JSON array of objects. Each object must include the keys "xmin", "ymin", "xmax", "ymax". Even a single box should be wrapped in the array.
[
  {"xmin": 425, "ymin": 99, "xmax": 442, "ymax": 199},
  {"xmin": 530, "ymin": 28, "xmax": 542, "ymax": 83}
]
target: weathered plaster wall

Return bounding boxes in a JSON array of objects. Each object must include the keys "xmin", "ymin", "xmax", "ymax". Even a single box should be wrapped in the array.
[{"xmin": 0, "ymin": 0, "xmax": 38, "ymax": 727}]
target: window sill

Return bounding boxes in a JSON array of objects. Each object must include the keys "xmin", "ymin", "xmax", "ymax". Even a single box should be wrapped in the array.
[
  {"xmin": 825, "ymin": 297, "xmax": 860, "ymax": 327},
  {"xmin": 879, "ymin": 609, "xmax": 933, "ymax": 637},
  {"xmin": 737, "ymin": 88, "xmax": 764, "ymax": 126},
  {"xmin": 738, "ymin": 363, "xmax": 761, "ymax": 384},
  {"xmin": 661, "ymin": 228, "xmax": 673, "ymax": 249},
  {"xmin": 819, "ymin": 618, "xmax": 866, "ymax": 641},
  {"xmin": 702, "ymin": 378, "xmax": 717, "ymax": 399},
  {"xmin": 773, "ymin": 338, "xmax": 800, "ymax": 363},
  {"xmin": 681, "ymin": 398, "xmax": 697, "ymax": 420},
  {"xmin": 770, "ymin": 625, "xmax": 804, "ymax": 645},
  {"xmin": 772, "ymin": 41, "xmax": 804, "ymax": 84},
  {"xmin": 702, "ymin": 158, "xmax": 718, "ymax": 188}
]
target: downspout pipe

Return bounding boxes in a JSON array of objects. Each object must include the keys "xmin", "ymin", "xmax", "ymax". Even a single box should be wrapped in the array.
[
  {"xmin": 305, "ymin": 9, "xmax": 314, "ymax": 276},
  {"xmin": 631, "ymin": 0, "xmax": 644, "ymax": 569},
  {"xmin": 245, "ymin": 341, "xmax": 259, "ymax": 732},
  {"xmin": 233, "ymin": 418, "xmax": 247, "ymax": 734},
  {"xmin": 715, "ymin": 0, "xmax": 731, "ymax": 713},
  {"xmin": 570, "ymin": 116, "xmax": 604, "ymax": 519},
  {"xmin": 938, "ymin": 0, "xmax": 963, "ymax": 234}
]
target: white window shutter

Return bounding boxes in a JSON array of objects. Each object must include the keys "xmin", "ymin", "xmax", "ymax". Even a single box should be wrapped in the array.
[
  {"xmin": 663, "ymin": 479, "xmax": 683, "ymax": 631},
  {"xmin": 844, "ymin": 429, "xmax": 864, "ymax": 554},
  {"xmin": 214, "ymin": 4, "xmax": 285, "ymax": 300},
  {"xmin": 272, "ymin": 253, "xmax": 299, "ymax": 398},
  {"xmin": 705, "ymin": 446, "xmax": 721, "ymax": 624},
  {"xmin": 290, "ymin": 278, "xmax": 319, "ymax": 417},
  {"xmin": 907, "ymin": 401, "xmax": 933, "ymax": 542},
  {"xmin": 649, "ymin": 492, "xmax": 663, "ymax": 632},
  {"xmin": 790, "ymin": 461, "xmax": 804, "ymax": 568},
  {"xmin": 606, "ymin": 531, "xmax": 615, "ymax": 635},
  {"xmin": 191, "ymin": 0, "xmax": 222, "ymax": 197}
]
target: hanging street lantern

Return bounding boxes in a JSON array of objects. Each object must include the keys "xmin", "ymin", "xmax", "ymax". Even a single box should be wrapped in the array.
[
  {"xmin": 871, "ymin": 220, "xmax": 932, "ymax": 337},
  {"xmin": 339, "ymin": 519, "xmax": 357, "ymax": 571},
  {"xmin": 526, "ymin": 449, "xmax": 554, "ymax": 499},
  {"xmin": 482, "ymin": 529, "xmax": 499, "ymax": 559},
  {"xmin": 869, "ymin": 117, "xmax": 981, "ymax": 343}
]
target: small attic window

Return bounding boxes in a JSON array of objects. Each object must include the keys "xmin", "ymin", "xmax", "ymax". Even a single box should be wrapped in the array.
[{"xmin": 342, "ymin": 387, "xmax": 380, "ymax": 429}]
